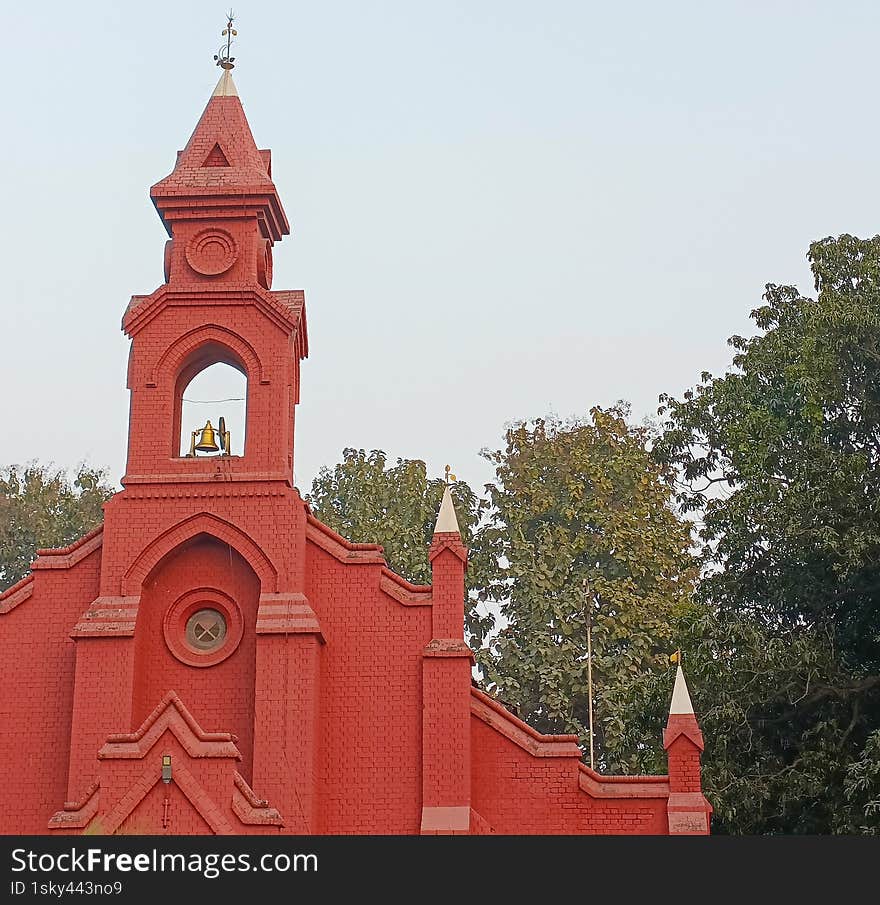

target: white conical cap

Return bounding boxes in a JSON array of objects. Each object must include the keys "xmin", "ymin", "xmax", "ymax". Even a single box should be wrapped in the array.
[
  {"xmin": 670, "ymin": 663, "xmax": 695, "ymax": 715},
  {"xmin": 434, "ymin": 485, "xmax": 461, "ymax": 535},
  {"xmin": 212, "ymin": 69, "xmax": 239, "ymax": 97}
]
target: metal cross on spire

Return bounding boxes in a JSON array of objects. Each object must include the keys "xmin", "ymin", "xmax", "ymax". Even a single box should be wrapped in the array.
[
  {"xmin": 444, "ymin": 464, "xmax": 457, "ymax": 485},
  {"xmin": 214, "ymin": 10, "xmax": 238, "ymax": 70}
]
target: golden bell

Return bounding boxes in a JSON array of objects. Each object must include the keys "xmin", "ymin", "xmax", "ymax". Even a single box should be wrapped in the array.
[{"xmin": 194, "ymin": 420, "xmax": 220, "ymax": 453}]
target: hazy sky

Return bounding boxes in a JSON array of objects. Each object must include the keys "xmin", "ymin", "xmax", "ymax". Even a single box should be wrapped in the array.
[{"xmin": 3, "ymin": 1, "xmax": 880, "ymax": 497}]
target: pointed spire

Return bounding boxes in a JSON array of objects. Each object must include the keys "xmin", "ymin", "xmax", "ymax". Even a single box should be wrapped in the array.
[
  {"xmin": 669, "ymin": 663, "xmax": 694, "ymax": 715},
  {"xmin": 212, "ymin": 69, "xmax": 239, "ymax": 98},
  {"xmin": 150, "ymin": 60, "xmax": 289, "ymax": 241},
  {"xmin": 156, "ymin": 80, "xmax": 269, "ymax": 185},
  {"xmin": 434, "ymin": 486, "xmax": 461, "ymax": 536},
  {"xmin": 663, "ymin": 660, "xmax": 704, "ymax": 752}
]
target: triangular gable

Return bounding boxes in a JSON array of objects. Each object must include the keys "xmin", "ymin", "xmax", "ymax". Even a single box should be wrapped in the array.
[{"xmin": 202, "ymin": 142, "xmax": 231, "ymax": 167}]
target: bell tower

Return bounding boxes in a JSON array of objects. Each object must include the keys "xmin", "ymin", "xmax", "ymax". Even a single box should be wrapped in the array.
[
  {"xmin": 121, "ymin": 59, "xmax": 306, "ymax": 483},
  {"xmin": 64, "ymin": 24, "xmax": 322, "ymax": 826}
]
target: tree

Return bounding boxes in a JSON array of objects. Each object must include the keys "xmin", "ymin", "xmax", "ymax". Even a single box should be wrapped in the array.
[
  {"xmin": 611, "ymin": 603, "xmax": 844, "ymax": 833},
  {"xmin": 475, "ymin": 405, "xmax": 697, "ymax": 769},
  {"xmin": 0, "ymin": 463, "xmax": 115, "ymax": 591},
  {"xmin": 652, "ymin": 234, "xmax": 880, "ymax": 833},
  {"xmin": 306, "ymin": 449, "xmax": 495, "ymax": 641}
]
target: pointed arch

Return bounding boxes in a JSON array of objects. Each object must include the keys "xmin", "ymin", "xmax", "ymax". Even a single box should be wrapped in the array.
[
  {"xmin": 122, "ymin": 513, "xmax": 278, "ymax": 595},
  {"xmin": 149, "ymin": 325, "xmax": 265, "ymax": 388},
  {"xmin": 154, "ymin": 329, "xmax": 262, "ymax": 458}
]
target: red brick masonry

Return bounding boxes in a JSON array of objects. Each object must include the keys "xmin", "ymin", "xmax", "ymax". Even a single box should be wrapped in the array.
[{"xmin": 0, "ymin": 73, "xmax": 711, "ymax": 835}]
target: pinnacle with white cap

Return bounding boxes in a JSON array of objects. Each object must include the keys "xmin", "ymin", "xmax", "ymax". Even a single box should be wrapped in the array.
[
  {"xmin": 434, "ymin": 485, "xmax": 461, "ymax": 536},
  {"xmin": 212, "ymin": 69, "xmax": 239, "ymax": 97},
  {"xmin": 669, "ymin": 662, "xmax": 695, "ymax": 715}
]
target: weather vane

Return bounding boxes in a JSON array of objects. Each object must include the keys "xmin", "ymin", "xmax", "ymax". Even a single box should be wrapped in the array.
[
  {"xmin": 444, "ymin": 464, "xmax": 456, "ymax": 485},
  {"xmin": 214, "ymin": 10, "xmax": 237, "ymax": 70}
]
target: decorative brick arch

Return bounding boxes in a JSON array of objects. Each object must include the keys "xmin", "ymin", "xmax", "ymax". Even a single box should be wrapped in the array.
[
  {"xmin": 122, "ymin": 513, "xmax": 278, "ymax": 595},
  {"xmin": 149, "ymin": 325, "xmax": 266, "ymax": 388}
]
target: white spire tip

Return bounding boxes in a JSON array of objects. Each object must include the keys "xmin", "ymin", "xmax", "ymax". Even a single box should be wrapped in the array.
[
  {"xmin": 434, "ymin": 485, "xmax": 461, "ymax": 535},
  {"xmin": 670, "ymin": 663, "xmax": 695, "ymax": 715},
  {"xmin": 212, "ymin": 69, "xmax": 239, "ymax": 98}
]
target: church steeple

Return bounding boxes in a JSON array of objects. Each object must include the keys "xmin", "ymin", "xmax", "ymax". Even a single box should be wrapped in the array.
[
  {"xmin": 149, "ymin": 20, "xmax": 288, "ymax": 289},
  {"xmin": 121, "ymin": 28, "xmax": 307, "ymax": 484},
  {"xmin": 150, "ymin": 71, "xmax": 287, "ymax": 239}
]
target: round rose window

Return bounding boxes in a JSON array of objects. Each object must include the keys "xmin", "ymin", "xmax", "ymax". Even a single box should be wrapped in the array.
[
  {"xmin": 163, "ymin": 588, "xmax": 242, "ymax": 668},
  {"xmin": 185, "ymin": 608, "xmax": 227, "ymax": 651}
]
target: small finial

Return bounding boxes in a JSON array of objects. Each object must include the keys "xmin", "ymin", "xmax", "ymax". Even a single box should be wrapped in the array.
[
  {"xmin": 444, "ymin": 464, "xmax": 457, "ymax": 485},
  {"xmin": 213, "ymin": 10, "xmax": 237, "ymax": 70}
]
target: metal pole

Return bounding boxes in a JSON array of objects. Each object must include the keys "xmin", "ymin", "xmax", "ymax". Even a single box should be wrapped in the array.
[{"xmin": 584, "ymin": 578, "xmax": 595, "ymax": 771}]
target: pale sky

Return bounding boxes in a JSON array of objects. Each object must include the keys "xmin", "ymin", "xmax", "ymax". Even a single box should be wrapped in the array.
[{"xmin": 3, "ymin": 1, "xmax": 879, "ymax": 497}]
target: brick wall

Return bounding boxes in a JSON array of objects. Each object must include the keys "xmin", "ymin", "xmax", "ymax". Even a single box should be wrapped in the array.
[
  {"xmin": 0, "ymin": 544, "xmax": 100, "ymax": 832},
  {"xmin": 0, "ymin": 74, "xmax": 709, "ymax": 836}
]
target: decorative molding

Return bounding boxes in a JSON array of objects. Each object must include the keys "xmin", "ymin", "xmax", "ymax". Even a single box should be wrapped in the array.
[
  {"xmin": 163, "ymin": 587, "xmax": 244, "ymax": 668},
  {"xmin": 667, "ymin": 791, "xmax": 713, "ymax": 835},
  {"xmin": 121, "ymin": 511, "xmax": 278, "ymax": 595},
  {"xmin": 0, "ymin": 575, "xmax": 34, "ymax": 614},
  {"xmin": 97, "ymin": 759, "xmax": 234, "ymax": 836},
  {"xmin": 424, "ymin": 638, "xmax": 474, "ymax": 663},
  {"xmin": 305, "ymin": 515, "xmax": 386, "ymax": 564},
  {"xmin": 124, "ymin": 284, "xmax": 306, "ymax": 341},
  {"xmin": 71, "ymin": 596, "xmax": 140, "ymax": 637},
  {"xmin": 306, "ymin": 515, "xmax": 435, "ymax": 608},
  {"xmin": 48, "ymin": 781, "xmax": 101, "ymax": 830},
  {"xmin": 256, "ymin": 592, "xmax": 324, "ymax": 642},
  {"xmin": 428, "ymin": 532, "xmax": 468, "ymax": 565},
  {"xmin": 379, "ymin": 569, "xmax": 432, "ymax": 607},
  {"xmin": 577, "ymin": 764, "xmax": 669, "ymax": 800},
  {"xmin": 232, "ymin": 773, "xmax": 283, "ymax": 826},
  {"xmin": 149, "ymin": 323, "xmax": 266, "ymax": 386},
  {"xmin": 185, "ymin": 228, "xmax": 238, "ymax": 276},
  {"xmin": 99, "ymin": 690, "xmax": 241, "ymax": 761},
  {"xmin": 32, "ymin": 525, "xmax": 104, "ymax": 570},
  {"xmin": 470, "ymin": 687, "xmax": 582, "ymax": 758},
  {"xmin": 120, "ymin": 476, "xmax": 291, "ymax": 492}
]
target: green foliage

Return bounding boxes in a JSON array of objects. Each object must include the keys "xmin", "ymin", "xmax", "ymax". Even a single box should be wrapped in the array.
[
  {"xmin": 652, "ymin": 234, "xmax": 880, "ymax": 833},
  {"xmin": 0, "ymin": 463, "xmax": 114, "ymax": 591},
  {"xmin": 845, "ymin": 728, "xmax": 880, "ymax": 834},
  {"xmin": 475, "ymin": 406, "xmax": 696, "ymax": 766},
  {"xmin": 613, "ymin": 603, "xmax": 860, "ymax": 833}
]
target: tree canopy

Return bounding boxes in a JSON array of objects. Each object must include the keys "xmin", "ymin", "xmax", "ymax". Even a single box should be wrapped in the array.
[
  {"xmin": 652, "ymin": 234, "xmax": 880, "ymax": 833},
  {"xmin": 0, "ymin": 463, "xmax": 114, "ymax": 592},
  {"xmin": 474, "ymin": 406, "xmax": 696, "ymax": 769}
]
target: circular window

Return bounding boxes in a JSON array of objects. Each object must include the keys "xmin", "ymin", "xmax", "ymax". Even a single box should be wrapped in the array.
[
  {"xmin": 185, "ymin": 608, "xmax": 227, "ymax": 651},
  {"xmin": 163, "ymin": 588, "xmax": 243, "ymax": 668},
  {"xmin": 185, "ymin": 228, "xmax": 238, "ymax": 276}
]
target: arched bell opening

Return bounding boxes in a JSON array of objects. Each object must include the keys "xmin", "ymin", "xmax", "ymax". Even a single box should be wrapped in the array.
[{"xmin": 173, "ymin": 343, "xmax": 248, "ymax": 458}]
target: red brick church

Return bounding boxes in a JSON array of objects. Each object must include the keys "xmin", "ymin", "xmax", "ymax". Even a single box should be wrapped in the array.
[{"xmin": 0, "ymin": 60, "xmax": 711, "ymax": 835}]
